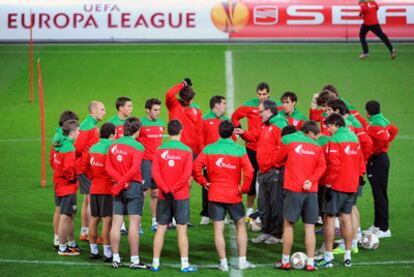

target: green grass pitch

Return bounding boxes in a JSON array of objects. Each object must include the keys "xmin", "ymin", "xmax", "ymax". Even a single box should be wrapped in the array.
[{"xmin": 0, "ymin": 43, "xmax": 413, "ymax": 276}]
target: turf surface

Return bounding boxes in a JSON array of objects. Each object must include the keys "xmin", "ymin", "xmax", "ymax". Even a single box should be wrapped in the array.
[{"xmin": 0, "ymin": 43, "xmax": 413, "ymax": 276}]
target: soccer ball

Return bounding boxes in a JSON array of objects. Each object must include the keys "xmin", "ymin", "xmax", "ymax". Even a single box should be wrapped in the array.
[
  {"xmin": 290, "ymin": 252, "xmax": 307, "ymax": 269},
  {"xmin": 361, "ymin": 233, "xmax": 380, "ymax": 250}
]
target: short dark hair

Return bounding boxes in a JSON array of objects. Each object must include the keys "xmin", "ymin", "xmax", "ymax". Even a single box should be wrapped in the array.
[
  {"xmin": 256, "ymin": 82, "xmax": 270, "ymax": 92},
  {"xmin": 262, "ymin": 99, "xmax": 278, "ymax": 115},
  {"xmin": 209, "ymin": 95, "xmax": 226, "ymax": 110},
  {"xmin": 325, "ymin": 113, "xmax": 345, "ymax": 128},
  {"xmin": 301, "ymin": 120, "xmax": 321, "ymax": 135},
  {"xmin": 179, "ymin": 86, "xmax": 195, "ymax": 103},
  {"xmin": 116, "ymin": 97, "xmax": 131, "ymax": 111},
  {"xmin": 58, "ymin": 110, "xmax": 79, "ymax": 127},
  {"xmin": 219, "ymin": 120, "xmax": 234, "ymax": 139},
  {"xmin": 280, "ymin": 91, "xmax": 298, "ymax": 103},
  {"xmin": 124, "ymin": 117, "xmax": 142, "ymax": 136},
  {"xmin": 145, "ymin": 98, "xmax": 161, "ymax": 110},
  {"xmin": 365, "ymin": 100, "xmax": 380, "ymax": 116},
  {"xmin": 167, "ymin": 120, "xmax": 182, "ymax": 136},
  {"xmin": 316, "ymin": 90, "xmax": 337, "ymax": 107},
  {"xmin": 100, "ymin": 122, "xmax": 116, "ymax": 139},
  {"xmin": 327, "ymin": 99, "xmax": 347, "ymax": 115},
  {"xmin": 281, "ymin": 125, "xmax": 297, "ymax": 137},
  {"xmin": 62, "ymin": 119, "xmax": 79, "ymax": 136},
  {"xmin": 322, "ymin": 84, "xmax": 339, "ymax": 96}
]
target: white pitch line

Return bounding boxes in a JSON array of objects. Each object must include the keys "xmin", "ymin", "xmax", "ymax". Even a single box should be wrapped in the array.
[
  {"xmin": 0, "ymin": 259, "xmax": 413, "ymax": 268},
  {"xmin": 2, "ymin": 49, "xmax": 414, "ymax": 54},
  {"xmin": 225, "ymin": 50, "xmax": 241, "ymax": 277}
]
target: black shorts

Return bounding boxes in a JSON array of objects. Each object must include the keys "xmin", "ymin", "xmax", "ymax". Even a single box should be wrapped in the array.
[
  {"xmin": 141, "ymin": 159, "xmax": 157, "ymax": 190},
  {"xmin": 113, "ymin": 182, "xmax": 144, "ymax": 216},
  {"xmin": 323, "ymin": 187, "xmax": 355, "ymax": 216},
  {"xmin": 54, "ymin": 194, "xmax": 60, "ymax": 207},
  {"xmin": 246, "ymin": 147, "xmax": 259, "ymax": 196},
  {"xmin": 353, "ymin": 185, "xmax": 363, "ymax": 205},
  {"xmin": 78, "ymin": 174, "xmax": 91, "ymax": 194},
  {"xmin": 156, "ymin": 199, "xmax": 189, "ymax": 225},
  {"xmin": 208, "ymin": 201, "xmax": 245, "ymax": 222},
  {"xmin": 284, "ymin": 190, "xmax": 319, "ymax": 224},
  {"xmin": 56, "ymin": 194, "xmax": 77, "ymax": 215},
  {"xmin": 90, "ymin": 194, "xmax": 113, "ymax": 217}
]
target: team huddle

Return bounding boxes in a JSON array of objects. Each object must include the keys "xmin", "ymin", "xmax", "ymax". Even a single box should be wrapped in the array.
[{"xmin": 50, "ymin": 79, "xmax": 398, "ymax": 272}]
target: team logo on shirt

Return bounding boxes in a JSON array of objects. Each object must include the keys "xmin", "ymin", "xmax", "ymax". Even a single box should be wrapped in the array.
[
  {"xmin": 161, "ymin": 150, "xmax": 182, "ymax": 167},
  {"xmin": 294, "ymin": 144, "xmax": 316, "ymax": 155},
  {"xmin": 344, "ymin": 145, "xmax": 358, "ymax": 155},
  {"xmin": 215, "ymin": 157, "xmax": 237, "ymax": 170},
  {"xmin": 293, "ymin": 119, "xmax": 299, "ymax": 126},
  {"xmin": 111, "ymin": 145, "xmax": 127, "ymax": 162},
  {"xmin": 90, "ymin": 157, "xmax": 104, "ymax": 167}
]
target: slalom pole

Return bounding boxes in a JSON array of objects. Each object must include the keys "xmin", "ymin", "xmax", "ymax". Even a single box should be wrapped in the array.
[
  {"xmin": 29, "ymin": 9, "xmax": 34, "ymax": 103},
  {"xmin": 37, "ymin": 58, "xmax": 46, "ymax": 187}
]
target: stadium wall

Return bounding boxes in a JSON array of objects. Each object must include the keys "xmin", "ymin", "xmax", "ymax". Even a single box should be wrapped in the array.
[{"xmin": 0, "ymin": 0, "xmax": 413, "ymax": 42}]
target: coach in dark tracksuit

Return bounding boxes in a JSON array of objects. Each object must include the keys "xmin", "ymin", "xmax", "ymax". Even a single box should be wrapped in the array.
[{"xmin": 365, "ymin": 101, "xmax": 398, "ymax": 238}]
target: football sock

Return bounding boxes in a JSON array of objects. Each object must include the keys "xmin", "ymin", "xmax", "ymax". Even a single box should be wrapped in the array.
[
  {"xmin": 131, "ymin": 255, "xmax": 139, "ymax": 264},
  {"xmin": 307, "ymin": 257, "xmax": 314, "ymax": 266},
  {"xmin": 152, "ymin": 258, "xmax": 160, "ymax": 268},
  {"xmin": 103, "ymin": 245, "xmax": 112, "ymax": 257},
  {"xmin": 344, "ymin": 250, "xmax": 351, "ymax": 261},
  {"xmin": 181, "ymin": 257, "xmax": 189, "ymax": 269},
  {"xmin": 220, "ymin": 258, "xmax": 228, "ymax": 266},
  {"xmin": 282, "ymin": 255, "xmax": 290, "ymax": 265},
  {"xmin": 80, "ymin": 227, "xmax": 88, "ymax": 235},
  {"xmin": 324, "ymin": 251, "xmax": 333, "ymax": 262},
  {"xmin": 90, "ymin": 244, "xmax": 98, "ymax": 255},
  {"xmin": 113, "ymin": 253, "xmax": 120, "ymax": 263}
]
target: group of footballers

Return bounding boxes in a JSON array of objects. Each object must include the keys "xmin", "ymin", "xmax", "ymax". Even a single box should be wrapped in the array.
[{"xmin": 50, "ymin": 78, "xmax": 398, "ymax": 272}]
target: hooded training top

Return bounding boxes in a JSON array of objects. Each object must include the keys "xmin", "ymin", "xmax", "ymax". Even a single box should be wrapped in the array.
[
  {"xmin": 136, "ymin": 116, "xmax": 165, "ymax": 161},
  {"xmin": 108, "ymin": 115, "xmax": 126, "ymax": 140},
  {"xmin": 165, "ymin": 83, "xmax": 203, "ymax": 154},
  {"xmin": 366, "ymin": 113, "xmax": 398, "ymax": 156},
  {"xmin": 152, "ymin": 140, "xmax": 193, "ymax": 200},
  {"xmin": 193, "ymin": 138, "xmax": 254, "ymax": 204},
  {"xmin": 82, "ymin": 138, "xmax": 113, "ymax": 195},
  {"xmin": 105, "ymin": 136, "xmax": 144, "ymax": 195},
  {"xmin": 53, "ymin": 135, "xmax": 78, "ymax": 197},
  {"xmin": 274, "ymin": 131, "xmax": 326, "ymax": 193},
  {"xmin": 240, "ymin": 114, "xmax": 288, "ymax": 173},
  {"xmin": 279, "ymin": 108, "xmax": 308, "ymax": 130},
  {"xmin": 359, "ymin": 0, "xmax": 379, "ymax": 26},
  {"xmin": 325, "ymin": 127, "xmax": 365, "ymax": 193},
  {"xmin": 231, "ymin": 98, "xmax": 282, "ymax": 151},
  {"xmin": 201, "ymin": 111, "xmax": 236, "ymax": 151},
  {"xmin": 75, "ymin": 115, "xmax": 99, "ymax": 176}
]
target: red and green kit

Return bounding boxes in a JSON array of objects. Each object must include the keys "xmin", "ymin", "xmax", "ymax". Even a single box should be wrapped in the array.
[
  {"xmin": 82, "ymin": 138, "xmax": 113, "ymax": 195},
  {"xmin": 152, "ymin": 140, "xmax": 193, "ymax": 200},
  {"xmin": 108, "ymin": 115, "xmax": 126, "ymax": 140},
  {"xmin": 136, "ymin": 116, "xmax": 165, "ymax": 161},
  {"xmin": 279, "ymin": 108, "xmax": 308, "ymax": 130},
  {"xmin": 53, "ymin": 136, "xmax": 78, "ymax": 197},
  {"xmin": 240, "ymin": 114, "xmax": 288, "ymax": 173},
  {"xmin": 75, "ymin": 115, "xmax": 99, "ymax": 176},
  {"xmin": 193, "ymin": 138, "xmax": 254, "ymax": 204},
  {"xmin": 273, "ymin": 131, "xmax": 326, "ymax": 193},
  {"xmin": 165, "ymin": 83, "xmax": 203, "ymax": 154},
  {"xmin": 317, "ymin": 135, "xmax": 330, "ymax": 185},
  {"xmin": 105, "ymin": 136, "xmax": 144, "ymax": 195},
  {"xmin": 49, "ymin": 127, "xmax": 63, "ymax": 169},
  {"xmin": 325, "ymin": 127, "xmax": 365, "ymax": 193},
  {"xmin": 231, "ymin": 98, "xmax": 282, "ymax": 151},
  {"xmin": 201, "ymin": 111, "xmax": 235, "ymax": 151},
  {"xmin": 366, "ymin": 113, "xmax": 398, "ymax": 156},
  {"xmin": 347, "ymin": 113, "xmax": 373, "ymax": 161}
]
